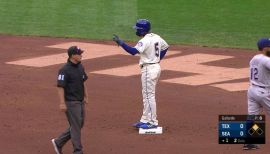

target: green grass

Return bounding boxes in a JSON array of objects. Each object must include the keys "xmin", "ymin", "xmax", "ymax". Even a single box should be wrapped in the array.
[{"xmin": 0, "ymin": 0, "xmax": 270, "ymax": 49}]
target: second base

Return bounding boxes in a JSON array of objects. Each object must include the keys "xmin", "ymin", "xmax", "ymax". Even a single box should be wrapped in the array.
[{"xmin": 139, "ymin": 127, "xmax": 163, "ymax": 134}]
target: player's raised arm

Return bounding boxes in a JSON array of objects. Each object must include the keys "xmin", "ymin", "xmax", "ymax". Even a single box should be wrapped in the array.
[{"xmin": 112, "ymin": 34, "xmax": 139, "ymax": 55}]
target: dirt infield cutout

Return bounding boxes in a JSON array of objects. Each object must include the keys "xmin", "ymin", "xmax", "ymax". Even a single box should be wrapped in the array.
[
  {"xmin": 6, "ymin": 42, "xmax": 249, "ymax": 92},
  {"xmin": 212, "ymin": 82, "xmax": 249, "ymax": 92},
  {"xmin": 6, "ymin": 42, "xmax": 179, "ymax": 67}
]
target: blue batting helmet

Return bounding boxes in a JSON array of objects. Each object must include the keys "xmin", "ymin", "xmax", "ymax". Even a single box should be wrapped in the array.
[
  {"xmin": 257, "ymin": 38, "xmax": 270, "ymax": 51},
  {"xmin": 133, "ymin": 19, "xmax": 151, "ymax": 36}
]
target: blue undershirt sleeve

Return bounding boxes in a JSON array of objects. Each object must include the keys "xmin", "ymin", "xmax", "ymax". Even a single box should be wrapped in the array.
[
  {"xmin": 160, "ymin": 48, "xmax": 168, "ymax": 60},
  {"xmin": 120, "ymin": 42, "xmax": 139, "ymax": 55}
]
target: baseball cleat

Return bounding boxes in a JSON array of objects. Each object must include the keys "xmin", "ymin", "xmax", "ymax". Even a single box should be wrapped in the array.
[
  {"xmin": 133, "ymin": 122, "xmax": 147, "ymax": 128},
  {"xmin": 139, "ymin": 123, "xmax": 158, "ymax": 129},
  {"xmin": 243, "ymin": 144, "xmax": 259, "ymax": 150},
  {"xmin": 51, "ymin": 139, "xmax": 62, "ymax": 154}
]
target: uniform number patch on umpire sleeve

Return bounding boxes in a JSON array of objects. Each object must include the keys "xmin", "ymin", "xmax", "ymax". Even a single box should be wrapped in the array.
[{"xmin": 58, "ymin": 74, "xmax": 64, "ymax": 81}]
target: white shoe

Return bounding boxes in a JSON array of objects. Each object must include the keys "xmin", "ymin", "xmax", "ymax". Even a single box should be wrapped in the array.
[{"xmin": 51, "ymin": 139, "xmax": 62, "ymax": 154}]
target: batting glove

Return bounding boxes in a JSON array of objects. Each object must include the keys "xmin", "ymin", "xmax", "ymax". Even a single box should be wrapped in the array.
[{"xmin": 113, "ymin": 34, "xmax": 124, "ymax": 46}]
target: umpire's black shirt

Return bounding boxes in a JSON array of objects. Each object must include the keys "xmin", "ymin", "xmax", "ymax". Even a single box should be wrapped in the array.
[{"xmin": 57, "ymin": 60, "xmax": 88, "ymax": 101}]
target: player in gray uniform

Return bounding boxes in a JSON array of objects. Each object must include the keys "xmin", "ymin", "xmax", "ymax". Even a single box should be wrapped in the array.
[
  {"xmin": 113, "ymin": 19, "xmax": 169, "ymax": 129},
  {"xmin": 244, "ymin": 38, "xmax": 270, "ymax": 150}
]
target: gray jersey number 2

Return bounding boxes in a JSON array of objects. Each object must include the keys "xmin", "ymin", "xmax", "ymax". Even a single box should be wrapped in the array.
[{"xmin": 251, "ymin": 67, "xmax": 258, "ymax": 80}]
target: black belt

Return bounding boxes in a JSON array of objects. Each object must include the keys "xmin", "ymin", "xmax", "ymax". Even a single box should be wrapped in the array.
[
  {"xmin": 252, "ymin": 84, "xmax": 266, "ymax": 89},
  {"xmin": 140, "ymin": 63, "xmax": 159, "ymax": 68}
]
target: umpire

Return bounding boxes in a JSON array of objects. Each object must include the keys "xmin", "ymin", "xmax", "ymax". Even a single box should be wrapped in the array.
[{"xmin": 52, "ymin": 46, "xmax": 88, "ymax": 154}]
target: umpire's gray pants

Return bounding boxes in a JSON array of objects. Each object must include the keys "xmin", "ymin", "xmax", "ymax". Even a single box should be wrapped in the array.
[{"xmin": 55, "ymin": 101, "xmax": 85, "ymax": 154}]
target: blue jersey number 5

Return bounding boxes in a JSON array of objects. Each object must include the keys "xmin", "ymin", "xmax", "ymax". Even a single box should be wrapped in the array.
[{"xmin": 154, "ymin": 42, "xmax": 159, "ymax": 57}]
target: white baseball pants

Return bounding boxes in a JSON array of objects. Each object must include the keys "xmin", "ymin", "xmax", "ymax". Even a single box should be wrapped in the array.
[{"xmin": 140, "ymin": 63, "xmax": 161, "ymax": 125}]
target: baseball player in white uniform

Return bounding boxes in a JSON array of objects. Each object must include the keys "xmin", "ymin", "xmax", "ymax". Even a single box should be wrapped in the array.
[
  {"xmin": 113, "ymin": 19, "xmax": 169, "ymax": 129},
  {"xmin": 244, "ymin": 38, "xmax": 270, "ymax": 150}
]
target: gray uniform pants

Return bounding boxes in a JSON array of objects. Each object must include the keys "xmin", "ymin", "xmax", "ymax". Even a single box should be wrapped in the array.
[
  {"xmin": 248, "ymin": 85, "xmax": 270, "ymax": 115},
  {"xmin": 55, "ymin": 101, "xmax": 85, "ymax": 154}
]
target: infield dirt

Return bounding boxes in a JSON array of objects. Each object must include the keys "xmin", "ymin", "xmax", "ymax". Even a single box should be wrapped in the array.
[{"xmin": 0, "ymin": 34, "xmax": 268, "ymax": 154}]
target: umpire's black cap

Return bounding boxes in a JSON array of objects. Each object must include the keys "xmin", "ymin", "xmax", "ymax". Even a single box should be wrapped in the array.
[{"xmin": 67, "ymin": 46, "xmax": 84, "ymax": 57}]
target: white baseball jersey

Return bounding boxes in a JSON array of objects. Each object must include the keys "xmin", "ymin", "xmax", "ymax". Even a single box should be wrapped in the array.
[
  {"xmin": 134, "ymin": 33, "xmax": 169, "ymax": 65},
  {"xmin": 250, "ymin": 54, "xmax": 270, "ymax": 87}
]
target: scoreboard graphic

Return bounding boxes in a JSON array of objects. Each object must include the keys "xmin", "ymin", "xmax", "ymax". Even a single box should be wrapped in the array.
[{"xmin": 219, "ymin": 115, "xmax": 265, "ymax": 144}]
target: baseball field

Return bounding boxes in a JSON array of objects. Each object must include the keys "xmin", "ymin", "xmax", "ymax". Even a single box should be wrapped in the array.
[{"xmin": 0, "ymin": 0, "xmax": 270, "ymax": 154}]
